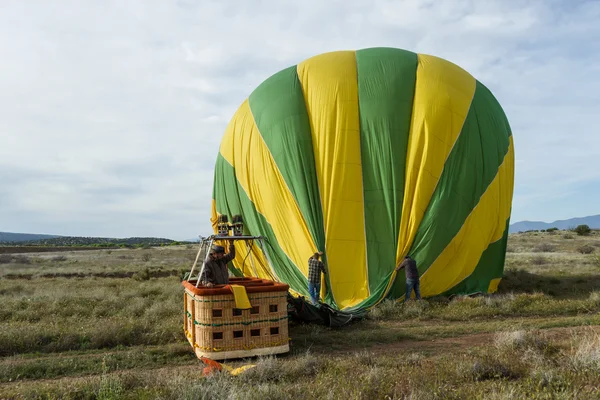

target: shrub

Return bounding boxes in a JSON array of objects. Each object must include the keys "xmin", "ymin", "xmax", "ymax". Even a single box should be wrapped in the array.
[
  {"xmin": 466, "ymin": 356, "xmax": 520, "ymax": 381},
  {"xmin": 530, "ymin": 255, "xmax": 547, "ymax": 265},
  {"xmin": 141, "ymin": 253, "xmax": 152, "ymax": 262},
  {"xmin": 133, "ymin": 268, "xmax": 151, "ymax": 281},
  {"xmin": 534, "ymin": 243, "xmax": 555, "ymax": 253},
  {"xmin": 51, "ymin": 255, "xmax": 67, "ymax": 262},
  {"xmin": 563, "ymin": 234, "xmax": 574, "ymax": 239},
  {"xmin": 0, "ymin": 254, "xmax": 13, "ymax": 264},
  {"xmin": 578, "ymin": 245, "xmax": 595, "ymax": 254},
  {"xmin": 13, "ymin": 255, "xmax": 32, "ymax": 264},
  {"xmin": 575, "ymin": 224, "xmax": 591, "ymax": 236}
]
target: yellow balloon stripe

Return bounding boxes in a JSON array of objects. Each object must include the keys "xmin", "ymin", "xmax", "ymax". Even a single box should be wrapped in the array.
[
  {"xmin": 218, "ymin": 100, "xmax": 317, "ymax": 279},
  {"xmin": 419, "ymin": 137, "xmax": 515, "ymax": 295},
  {"xmin": 297, "ymin": 51, "xmax": 369, "ymax": 309},
  {"xmin": 396, "ymin": 54, "xmax": 476, "ymax": 265}
]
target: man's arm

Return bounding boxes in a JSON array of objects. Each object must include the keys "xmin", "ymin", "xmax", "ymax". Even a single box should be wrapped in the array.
[
  {"xmin": 395, "ymin": 259, "xmax": 408, "ymax": 272},
  {"xmin": 222, "ymin": 243, "xmax": 236, "ymax": 263},
  {"xmin": 320, "ymin": 260, "xmax": 326, "ymax": 274}
]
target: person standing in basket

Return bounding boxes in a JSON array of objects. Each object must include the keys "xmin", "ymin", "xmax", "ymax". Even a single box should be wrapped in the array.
[
  {"xmin": 395, "ymin": 255, "xmax": 421, "ymax": 302},
  {"xmin": 200, "ymin": 242, "xmax": 236, "ymax": 287},
  {"xmin": 308, "ymin": 251, "xmax": 326, "ymax": 305}
]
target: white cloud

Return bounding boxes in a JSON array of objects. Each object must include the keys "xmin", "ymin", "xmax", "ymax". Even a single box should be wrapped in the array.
[{"xmin": 0, "ymin": 0, "xmax": 598, "ymax": 238}]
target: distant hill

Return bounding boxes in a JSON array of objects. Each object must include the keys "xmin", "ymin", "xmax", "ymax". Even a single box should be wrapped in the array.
[
  {"xmin": 0, "ymin": 232, "xmax": 61, "ymax": 243},
  {"xmin": 0, "ymin": 232, "xmax": 193, "ymax": 247},
  {"xmin": 509, "ymin": 215, "xmax": 600, "ymax": 233}
]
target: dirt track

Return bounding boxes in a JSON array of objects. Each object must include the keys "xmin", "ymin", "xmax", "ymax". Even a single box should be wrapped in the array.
[{"xmin": 349, "ymin": 324, "xmax": 600, "ymax": 355}]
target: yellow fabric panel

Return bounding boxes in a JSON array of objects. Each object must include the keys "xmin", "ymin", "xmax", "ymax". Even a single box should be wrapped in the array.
[
  {"xmin": 395, "ymin": 54, "xmax": 476, "ymax": 265},
  {"xmin": 418, "ymin": 137, "xmax": 515, "ymax": 296},
  {"xmin": 488, "ymin": 278, "xmax": 502, "ymax": 293},
  {"xmin": 219, "ymin": 113, "xmax": 236, "ymax": 165},
  {"xmin": 228, "ymin": 284, "xmax": 252, "ymax": 309},
  {"xmin": 227, "ymin": 99, "xmax": 317, "ymax": 280},
  {"xmin": 297, "ymin": 51, "xmax": 369, "ymax": 309}
]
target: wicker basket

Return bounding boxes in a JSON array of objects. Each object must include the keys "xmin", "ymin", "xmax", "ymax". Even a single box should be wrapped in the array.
[{"xmin": 182, "ymin": 277, "xmax": 290, "ymax": 361}]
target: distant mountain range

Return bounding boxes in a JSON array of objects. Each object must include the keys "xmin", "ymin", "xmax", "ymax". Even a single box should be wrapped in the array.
[
  {"xmin": 0, "ymin": 231, "xmax": 190, "ymax": 246},
  {"xmin": 3, "ymin": 214, "xmax": 599, "ymax": 244},
  {"xmin": 509, "ymin": 215, "xmax": 600, "ymax": 233},
  {"xmin": 0, "ymin": 232, "xmax": 62, "ymax": 243}
]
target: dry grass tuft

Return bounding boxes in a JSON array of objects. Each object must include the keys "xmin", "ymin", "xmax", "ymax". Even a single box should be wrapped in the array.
[{"xmin": 569, "ymin": 330, "xmax": 600, "ymax": 372}]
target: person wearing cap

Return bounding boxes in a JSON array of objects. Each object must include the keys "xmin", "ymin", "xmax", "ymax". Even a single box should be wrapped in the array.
[
  {"xmin": 395, "ymin": 255, "xmax": 421, "ymax": 302},
  {"xmin": 200, "ymin": 242, "xmax": 236, "ymax": 287},
  {"xmin": 307, "ymin": 251, "xmax": 326, "ymax": 305}
]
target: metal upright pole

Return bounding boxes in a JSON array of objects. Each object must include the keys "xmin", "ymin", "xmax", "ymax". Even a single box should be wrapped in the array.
[
  {"xmin": 246, "ymin": 239, "xmax": 259, "ymax": 278},
  {"xmin": 195, "ymin": 237, "xmax": 214, "ymax": 287},
  {"xmin": 258, "ymin": 237, "xmax": 280, "ymax": 282},
  {"xmin": 187, "ymin": 237, "xmax": 204, "ymax": 282}
]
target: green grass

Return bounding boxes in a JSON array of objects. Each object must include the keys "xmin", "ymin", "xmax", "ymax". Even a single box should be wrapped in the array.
[{"xmin": 2, "ymin": 233, "xmax": 600, "ymax": 398}]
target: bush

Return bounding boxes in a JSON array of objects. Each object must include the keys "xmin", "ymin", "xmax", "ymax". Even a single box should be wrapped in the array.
[
  {"xmin": 141, "ymin": 253, "xmax": 152, "ymax": 262},
  {"xmin": 466, "ymin": 356, "xmax": 520, "ymax": 381},
  {"xmin": 534, "ymin": 243, "xmax": 555, "ymax": 253},
  {"xmin": 51, "ymin": 255, "xmax": 67, "ymax": 262},
  {"xmin": 575, "ymin": 225, "xmax": 591, "ymax": 236},
  {"xmin": 133, "ymin": 268, "xmax": 151, "ymax": 281},
  {"xmin": 0, "ymin": 254, "xmax": 13, "ymax": 264},
  {"xmin": 530, "ymin": 255, "xmax": 547, "ymax": 265},
  {"xmin": 13, "ymin": 255, "xmax": 32, "ymax": 264},
  {"xmin": 578, "ymin": 245, "xmax": 595, "ymax": 255},
  {"xmin": 563, "ymin": 234, "xmax": 574, "ymax": 239}
]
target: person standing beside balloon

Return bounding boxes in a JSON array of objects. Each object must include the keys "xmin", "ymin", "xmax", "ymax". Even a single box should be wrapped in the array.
[
  {"xmin": 396, "ymin": 255, "xmax": 421, "ymax": 302},
  {"xmin": 307, "ymin": 251, "xmax": 326, "ymax": 305}
]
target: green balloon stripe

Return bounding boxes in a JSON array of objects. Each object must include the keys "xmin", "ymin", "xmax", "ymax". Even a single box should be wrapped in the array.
[
  {"xmin": 443, "ymin": 218, "xmax": 510, "ymax": 296},
  {"xmin": 393, "ymin": 80, "xmax": 513, "ymax": 298},
  {"xmin": 213, "ymin": 154, "xmax": 310, "ymax": 299},
  {"xmin": 356, "ymin": 47, "xmax": 418, "ymax": 293}
]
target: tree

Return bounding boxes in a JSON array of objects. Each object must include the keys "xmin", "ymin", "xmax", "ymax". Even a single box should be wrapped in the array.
[{"xmin": 575, "ymin": 224, "xmax": 591, "ymax": 236}]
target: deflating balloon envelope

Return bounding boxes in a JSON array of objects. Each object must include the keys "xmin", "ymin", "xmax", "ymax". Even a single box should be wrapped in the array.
[{"xmin": 210, "ymin": 47, "xmax": 514, "ymax": 312}]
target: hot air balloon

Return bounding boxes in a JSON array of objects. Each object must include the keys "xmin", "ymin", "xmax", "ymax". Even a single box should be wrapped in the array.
[{"xmin": 210, "ymin": 47, "xmax": 514, "ymax": 313}]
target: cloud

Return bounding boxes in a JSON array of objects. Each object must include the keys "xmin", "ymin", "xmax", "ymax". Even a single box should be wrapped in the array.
[{"xmin": 0, "ymin": 0, "xmax": 598, "ymax": 238}]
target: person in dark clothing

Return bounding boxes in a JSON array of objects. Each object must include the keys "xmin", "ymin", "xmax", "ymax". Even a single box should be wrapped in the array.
[
  {"xmin": 307, "ymin": 251, "xmax": 326, "ymax": 305},
  {"xmin": 395, "ymin": 255, "xmax": 421, "ymax": 302},
  {"xmin": 200, "ymin": 243, "xmax": 236, "ymax": 287}
]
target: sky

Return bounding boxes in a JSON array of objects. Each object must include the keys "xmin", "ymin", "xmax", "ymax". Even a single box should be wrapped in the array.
[{"xmin": 1, "ymin": 0, "xmax": 599, "ymax": 240}]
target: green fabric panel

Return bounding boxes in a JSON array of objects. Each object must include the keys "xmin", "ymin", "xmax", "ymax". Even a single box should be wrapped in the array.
[
  {"xmin": 247, "ymin": 66, "xmax": 326, "ymax": 257},
  {"xmin": 212, "ymin": 153, "xmax": 310, "ymax": 298},
  {"xmin": 395, "ymin": 80, "xmax": 512, "ymax": 294},
  {"xmin": 443, "ymin": 218, "xmax": 511, "ymax": 296},
  {"xmin": 355, "ymin": 47, "xmax": 418, "ymax": 293},
  {"xmin": 247, "ymin": 66, "xmax": 336, "ymax": 307}
]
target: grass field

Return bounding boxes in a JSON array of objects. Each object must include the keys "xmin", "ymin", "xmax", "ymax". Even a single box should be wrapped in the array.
[{"xmin": 1, "ymin": 231, "xmax": 600, "ymax": 399}]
